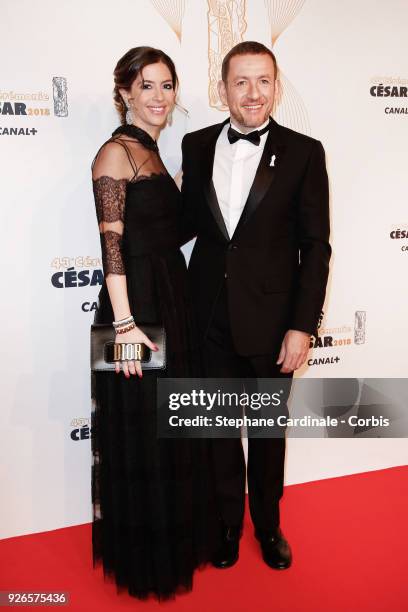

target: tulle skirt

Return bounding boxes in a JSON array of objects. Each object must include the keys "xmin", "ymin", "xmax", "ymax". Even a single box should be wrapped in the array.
[{"xmin": 91, "ymin": 250, "xmax": 218, "ymax": 599}]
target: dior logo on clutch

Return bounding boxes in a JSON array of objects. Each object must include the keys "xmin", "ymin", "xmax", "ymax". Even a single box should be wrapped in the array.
[{"xmin": 105, "ymin": 342, "xmax": 148, "ymax": 363}]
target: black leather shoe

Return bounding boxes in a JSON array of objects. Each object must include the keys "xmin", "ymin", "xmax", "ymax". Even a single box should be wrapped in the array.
[
  {"xmin": 212, "ymin": 524, "xmax": 241, "ymax": 569},
  {"xmin": 255, "ymin": 527, "xmax": 292, "ymax": 570}
]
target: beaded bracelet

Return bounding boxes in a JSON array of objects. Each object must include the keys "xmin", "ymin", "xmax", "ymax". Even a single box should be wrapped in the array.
[
  {"xmin": 115, "ymin": 321, "xmax": 136, "ymax": 334},
  {"xmin": 113, "ymin": 315, "xmax": 134, "ymax": 329}
]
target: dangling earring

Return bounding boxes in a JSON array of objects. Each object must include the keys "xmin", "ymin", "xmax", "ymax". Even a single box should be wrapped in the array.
[{"xmin": 125, "ymin": 99, "xmax": 133, "ymax": 125}]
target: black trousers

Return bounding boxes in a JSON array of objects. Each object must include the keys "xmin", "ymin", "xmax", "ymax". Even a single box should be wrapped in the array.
[{"xmin": 202, "ymin": 282, "xmax": 292, "ymax": 534}]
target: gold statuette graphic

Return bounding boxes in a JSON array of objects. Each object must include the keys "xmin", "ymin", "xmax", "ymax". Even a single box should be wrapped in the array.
[
  {"xmin": 150, "ymin": 0, "xmax": 186, "ymax": 41},
  {"xmin": 265, "ymin": 0, "xmax": 310, "ymax": 134},
  {"xmin": 208, "ymin": 0, "xmax": 247, "ymax": 110}
]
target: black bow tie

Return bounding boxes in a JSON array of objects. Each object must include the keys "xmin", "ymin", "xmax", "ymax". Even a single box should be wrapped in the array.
[{"xmin": 227, "ymin": 121, "xmax": 271, "ymax": 146}]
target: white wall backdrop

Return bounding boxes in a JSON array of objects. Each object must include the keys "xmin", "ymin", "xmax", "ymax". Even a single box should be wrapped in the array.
[{"xmin": 1, "ymin": 0, "xmax": 407, "ymax": 539}]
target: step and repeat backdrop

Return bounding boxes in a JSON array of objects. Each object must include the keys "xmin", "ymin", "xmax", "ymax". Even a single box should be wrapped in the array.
[{"xmin": 1, "ymin": 0, "xmax": 407, "ymax": 538}]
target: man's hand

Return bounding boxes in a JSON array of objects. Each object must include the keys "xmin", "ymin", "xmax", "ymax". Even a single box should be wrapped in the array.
[{"xmin": 276, "ymin": 330, "xmax": 311, "ymax": 373}]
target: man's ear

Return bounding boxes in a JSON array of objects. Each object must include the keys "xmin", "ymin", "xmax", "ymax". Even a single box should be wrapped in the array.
[{"xmin": 217, "ymin": 79, "xmax": 228, "ymax": 107}]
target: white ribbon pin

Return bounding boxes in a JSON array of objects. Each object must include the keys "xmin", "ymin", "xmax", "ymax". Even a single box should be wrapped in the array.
[{"xmin": 270, "ymin": 154, "xmax": 276, "ymax": 167}]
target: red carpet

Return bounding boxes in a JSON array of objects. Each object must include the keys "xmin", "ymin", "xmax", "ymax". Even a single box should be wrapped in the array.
[{"xmin": 1, "ymin": 466, "xmax": 407, "ymax": 611}]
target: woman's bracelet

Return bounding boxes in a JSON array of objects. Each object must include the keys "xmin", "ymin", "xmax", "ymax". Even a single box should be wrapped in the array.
[
  {"xmin": 113, "ymin": 315, "xmax": 134, "ymax": 329},
  {"xmin": 115, "ymin": 321, "xmax": 136, "ymax": 334}
]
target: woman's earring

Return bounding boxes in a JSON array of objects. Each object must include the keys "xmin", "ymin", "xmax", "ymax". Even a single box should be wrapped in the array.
[
  {"xmin": 167, "ymin": 109, "xmax": 173, "ymax": 126},
  {"xmin": 125, "ymin": 100, "xmax": 133, "ymax": 125}
]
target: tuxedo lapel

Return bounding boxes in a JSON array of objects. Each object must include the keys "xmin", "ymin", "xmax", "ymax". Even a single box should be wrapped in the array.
[
  {"xmin": 200, "ymin": 119, "xmax": 230, "ymax": 241},
  {"xmin": 232, "ymin": 119, "xmax": 285, "ymax": 240}
]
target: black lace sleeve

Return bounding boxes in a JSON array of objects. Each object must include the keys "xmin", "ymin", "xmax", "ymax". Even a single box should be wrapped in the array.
[
  {"xmin": 92, "ymin": 175, "xmax": 127, "ymax": 276},
  {"xmin": 91, "ymin": 132, "xmax": 166, "ymax": 276}
]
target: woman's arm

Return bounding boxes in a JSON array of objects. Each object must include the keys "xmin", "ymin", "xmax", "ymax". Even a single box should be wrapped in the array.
[
  {"xmin": 92, "ymin": 143, "xmax": 132, "ymax": 317},
  {"xmin": 92, "ymin": 142, "xmax": 157, "ymax": 377}
]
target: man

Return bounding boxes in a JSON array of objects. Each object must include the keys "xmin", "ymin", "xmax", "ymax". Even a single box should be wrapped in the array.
[{"xmin": 181, "ymin": 41, "xmax": 331, "ymax": 570}]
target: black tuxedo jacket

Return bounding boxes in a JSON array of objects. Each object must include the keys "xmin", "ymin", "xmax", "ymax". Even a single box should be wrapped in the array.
[{"xmin": 181, "ymin": 117, "xmax": 331, "ymax": 356}]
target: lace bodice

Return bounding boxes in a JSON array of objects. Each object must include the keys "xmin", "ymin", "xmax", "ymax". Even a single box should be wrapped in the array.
[{"xmin": 92, "ymin": 125, "xmax": 168, "ymax": 276}]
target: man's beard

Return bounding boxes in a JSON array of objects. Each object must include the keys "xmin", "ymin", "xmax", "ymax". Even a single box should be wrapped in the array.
[{"xmin": 231, "ymin": 104, "xmax": 270, "ymax": 131}]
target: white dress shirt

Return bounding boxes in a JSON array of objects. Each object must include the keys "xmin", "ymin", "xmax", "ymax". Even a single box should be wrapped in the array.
[{"xmin": 212, "ymin": 117, "xmax": 270, "ymax": 238}]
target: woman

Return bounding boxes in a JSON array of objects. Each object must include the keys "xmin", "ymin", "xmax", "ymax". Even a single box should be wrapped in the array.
[{"xmin": 91, "ymin": 47, "xmax": 216, "ymax": 600}]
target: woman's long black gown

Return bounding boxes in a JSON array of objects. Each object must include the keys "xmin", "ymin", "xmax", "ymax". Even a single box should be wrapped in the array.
[{"xmin": 90, "ymin": 124, "xmax": 216, "ymax": 600}]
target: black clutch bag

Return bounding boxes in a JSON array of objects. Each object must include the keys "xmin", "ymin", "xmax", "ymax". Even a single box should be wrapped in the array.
[{"xmin": 90, "ymin": 323, "xmax": 166, "ymax": 371}]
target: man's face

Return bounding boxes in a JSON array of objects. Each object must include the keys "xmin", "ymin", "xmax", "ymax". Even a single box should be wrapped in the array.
[{"xmin": 218, "ymin": 53, "xmax": 276, "ymax": 131}]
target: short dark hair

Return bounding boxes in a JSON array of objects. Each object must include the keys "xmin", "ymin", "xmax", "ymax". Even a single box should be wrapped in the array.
[
  {"xmin": 113, "ymin": 46, "xmax": 178, "ymax": 125},
  {"xmin": 221, "ymin": 41, "xmax": 278, "ymax": 82}
]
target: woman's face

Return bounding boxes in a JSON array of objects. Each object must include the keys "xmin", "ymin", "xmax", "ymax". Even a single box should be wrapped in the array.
[{"xmin": 122, "ymin": 61, "xmax": 176, "ymax": 132}]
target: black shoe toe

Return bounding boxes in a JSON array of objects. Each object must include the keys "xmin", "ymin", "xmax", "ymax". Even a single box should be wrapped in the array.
[
  {"xmin": 256, "ymin": 527, "xmax": 292, "ymax": 570},
  {"xmin": 211, "ymin": 525, "xmax": 241, "ymax": 569}
]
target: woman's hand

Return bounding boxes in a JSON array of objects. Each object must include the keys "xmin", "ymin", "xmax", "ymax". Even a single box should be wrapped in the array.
[{"xmin": 114, "ymin": 326, "xmax": 158, "ymax": 378}]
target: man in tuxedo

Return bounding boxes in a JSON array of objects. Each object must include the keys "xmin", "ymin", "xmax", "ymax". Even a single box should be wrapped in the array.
[{"xmin": 181, "ymin": 41, "xmax": 331, "ymax": 569}]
